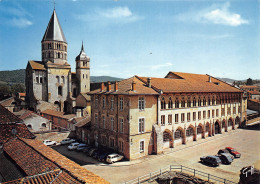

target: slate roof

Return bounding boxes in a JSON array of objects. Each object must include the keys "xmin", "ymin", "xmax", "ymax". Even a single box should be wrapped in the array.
[
  {"xmin": 76, "ymin": 43, "xmax": 90, "ymax": 61},
  {"xmin": 2, "ymin": 138, "xmax": 109, "ymax": 184},
  {"xmin": 42, "ymin": 9, "xmax": 67, "ymax": 43},
  {"xmin": 28, "ymin": 60, "xmax": 46, "ymax": 70}
]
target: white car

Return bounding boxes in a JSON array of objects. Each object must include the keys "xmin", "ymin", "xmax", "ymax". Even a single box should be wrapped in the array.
[
  {"xmin": 60, "ymin": 138, "xmax": 76, "ymax": 145},
  {"xmin": 43, "ymin": 140, "xmax": 57, "ymax": 146},
  {"xmin": 67, "ymin": 142, "xmax": 80, "ymax": 150},
  {"xmin": 106, "ymin": 153, "xmax": 124, "ymax": 164}
]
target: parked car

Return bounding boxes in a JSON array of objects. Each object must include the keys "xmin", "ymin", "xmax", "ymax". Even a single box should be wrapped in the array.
[
  {"xmin": 76, "ymin": 144, "xmax": 88, "ymax": 151},
  {"xmin": 106, "ymin": 153, "xmax": 124, "ymax": 164},
  {"xmin": 83, "ymin": 146, "xmax": 93, "ymax": 153},
  {"xmin": 225, "ymin": 147, "xmax": 241, "ymax": 158},
  {"xmin": 60, "ymin": 138, "xmax": 75, "ymax": 145},
  {"xmin": 43, "ymin": 140, "xmax": 57, "ymax": 146},
  {"xmin": 87, "ymin": 148, "xmax": 97, "ymax": 157},
  {"xmin": 67, "ymin": 142, "xmax": 80, "ymax": 150},
  {"xmin": 217, "ymin": 153, "xmax": 233, "ymax": 164},
  {"xmin": 217, "ymin": 149, "xmax": 234, "ymax": 160},
  {"xmin": 98, "ymin": 151, "xmax": 113, "ymax": 162},
  {"xmin": 200, "ymin": 155, "xmax": 221, "ymax": 166},
  {"xmin": 93, "ymin": 149, "xmax": 105, "ymax": 159}
]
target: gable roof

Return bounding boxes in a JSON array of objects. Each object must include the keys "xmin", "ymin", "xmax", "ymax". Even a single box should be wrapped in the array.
[
  {"xmin": 0, "ymin": 104, "xmax": 22, "ymax": 124},
  {"xmin": 42, "ymin": 9, "xmax": 67, "ymax": 43},
  {"xmin": 28, "ymin": 60, "xmax": 46, "ymax": 70}
]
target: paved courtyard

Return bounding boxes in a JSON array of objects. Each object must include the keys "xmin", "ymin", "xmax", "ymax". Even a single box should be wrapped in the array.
[{"xmin": 53, "ymin": 126, "xmax": 260, "ymax": 184}]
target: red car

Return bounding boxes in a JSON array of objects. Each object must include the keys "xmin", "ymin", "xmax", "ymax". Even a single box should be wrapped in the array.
[{"xmin": 225, "ymin": 147, "xmax": 241, "ymax": 158}]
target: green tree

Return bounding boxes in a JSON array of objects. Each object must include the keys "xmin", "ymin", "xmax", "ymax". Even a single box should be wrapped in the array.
[
  {"xmin": 0, "ymin": 84, "xmax": 11, "ymax": 99},
  {"xmin": 11, "ymin": 83, "xmax": 25, "ymax": 94},
  {"xmin": 246, "ymin": 78, "xmax": 253, "ymax": 85}
]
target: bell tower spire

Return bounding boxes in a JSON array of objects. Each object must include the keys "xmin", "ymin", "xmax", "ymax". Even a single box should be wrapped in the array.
[{"xmin": 41, "ymin": 9, "xmax": 68, "ymax": 65}]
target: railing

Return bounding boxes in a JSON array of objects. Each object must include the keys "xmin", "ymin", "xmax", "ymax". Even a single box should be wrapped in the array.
[{"xmin": 123, "ymin": 165, "xmax": 237, "ymax": 184}]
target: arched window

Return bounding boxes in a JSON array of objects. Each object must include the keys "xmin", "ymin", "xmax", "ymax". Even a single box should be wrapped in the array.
[
  {"xmin": 27, "ymin": 124, "xmax": 32, "ymax": 129},
  {"xmin": 163, "ymin": 131, "xmax": 170, "ymax": 142},
  {"xmin": 168, "ymin": 97, "xmax": 173, "ymax": 109},
  {"xmin": 198, "ymin": 97, "xmax": 202, "ymax": 106},
  {"xmin": 181, "ymin": 97, "xmax": 185, "ymax": 108},
  {"xmin": 187, "ymin": 97, "xmax": 191, "ymax": 107},
  {"xmin": 175, "ymin": 98, "xmax": 179, "ymax": 108},
  {"xmin": 58, "ymin": 86, "xmax": 62, "ymax": 96},
  {"xmin": 174, "ymin": 129, "xmax": 182, "ymax": 140},
  {"xmin": 203, "ymin": 97, "xmax": 206, "ymax": 106},
  {"xmin": 186, "ymin": 127, "xmax": 194, "ymax": 137},
  {"xmin": 212, "ymin": 96, "xmax": 215, "ymax": 105},
  {"xmin": 161, "ymin": 97, "xmax": 166, "ymax": 109},
  {"xmin": 193, "ymin": 97, "xmax": 197, "ymax": 107},
  {"xmin": 58, "ymin": 52, "xmax": 60, "ymax": 58},
  {"xmin": 61, "ymin": 76, "xmax": 65, "ymax": 83},
  {"xmin": 41, "ymin": 123, "xmax": 46, "ymax": 128},
  {"xmin": 208, "ymin": 97, "xmax": 211, "ymax": 106},
  {"xmin": 56, "ymin": 76, "xmax": 60, "ymax": 83}
]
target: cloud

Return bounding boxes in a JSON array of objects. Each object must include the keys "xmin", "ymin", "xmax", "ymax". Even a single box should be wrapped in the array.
[
  {"xmin": 10, "ymin": 18, "xmax": 32, "ymax": 28},
  {"xmin": 150, "ymin": 62, "xmax": 173, "ymax": 70},
  {"xmin": 176, "ymin": 2, "xmax": 248, "ymax": 26},
  {"xmin": 76, "ymin": 6, "xmax": 143, "ymax": 26}
]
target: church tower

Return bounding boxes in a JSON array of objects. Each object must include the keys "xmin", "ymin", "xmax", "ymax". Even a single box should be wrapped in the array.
[
  {"xmin": 41, "ymin": 9, "xmax": 68, "ymax": 65},
  {"xmin": 76, "ymin": 42, "xmax": 90, "ymax": 94}
]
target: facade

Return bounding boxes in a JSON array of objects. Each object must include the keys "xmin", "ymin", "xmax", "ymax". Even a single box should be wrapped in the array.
[
  {"xmin": 87, "ymin": 72, "xmax": 247, "ymax": 160},
  {"xmin": 25, "ymin": 9, "xmax": 91, "ymax": 114}
]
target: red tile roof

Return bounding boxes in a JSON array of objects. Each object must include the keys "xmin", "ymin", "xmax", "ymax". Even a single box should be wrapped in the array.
[
  {"xmin": 0, "ymin": 104, "xmax": 21, "ymax": 124},
  {"xmin": 2, "ymin": 138, "xmax": 109, "ymax": 184},
  {"xmin": 42, "ymin": 109, "xmax": 76, "ymax": 120},
  {"xmin": 240, "ymin": 85, "xmax": 259, "ymax": 89},
  {"xmin": 248, "ymin": 90, "xmax": 260, "ymax": 95}
]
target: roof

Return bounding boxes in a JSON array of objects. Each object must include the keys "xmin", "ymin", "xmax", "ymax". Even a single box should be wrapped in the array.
[
  {"xmin": 28, "ymin": 60, "xmax": 46, "ymax": 70},
  {"xmin": 88, "ymin": 76, "xmax": 158, "ymax": 95},
  {"xmin": 42, "ymin": 9, "xmax": 67, "ymax": 43},
  {"xmin": 42, "ymin": 109, "xmax": 76, "ymax": 120},
  {"xmin": 2, "ymin": 138, "xmax": 109, "ymax": 184},
  {"xmin": 89, "ymin": 72, "xmax": 242, "ymax": 95},
  {"xmin": 240, "ymin": 85, "xmax": 259, "ymax": 89},
  {"xmin": 0, "ymin": 105, "xmax": 35, "ymax": 143},
  {"xmin": 0, "ymin": 97, "xmax": 15, "ymax": 107},
  {"xmin": 248, "ymin": 90, "xmax": 260, "ymax": 95},
  {"xmin": 74, "ymin": 116, "xmax": 91, "ymax": 128},
  {"xmin": 18, "ymin": 93, "xmax": 26, "ymax": 97},
  {"xmin": 76, "ymin": 42, "xmax": 90, "ymax": 61}
]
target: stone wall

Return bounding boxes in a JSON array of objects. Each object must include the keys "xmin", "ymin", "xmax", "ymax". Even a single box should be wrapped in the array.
[{"xmin": 34, "ymin": 131, "xmax": 71, "ymax": 143}]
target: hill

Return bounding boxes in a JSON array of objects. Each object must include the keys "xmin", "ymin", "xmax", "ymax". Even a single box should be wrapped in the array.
[{"xmin": 0, "ymin": 69, "xmax": 123, "ymax": 84}]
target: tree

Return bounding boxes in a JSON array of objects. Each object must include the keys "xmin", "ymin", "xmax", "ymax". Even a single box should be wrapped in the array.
[
  {"xmin": 11, "ymin": 83, "xmax": 25, "ymax": 94},
  {"xmin": 0, "ymin": 84, "xmax": 11, "ymax": 100},
  {"xmin": 246, "ymin": 78, "xmax": 253, "ymax": 85}
]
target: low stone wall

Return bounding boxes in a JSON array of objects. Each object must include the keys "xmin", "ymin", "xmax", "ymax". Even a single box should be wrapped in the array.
[{"xmin": 34, "ymin": 131, "xmax": 71, "ymax": 143}]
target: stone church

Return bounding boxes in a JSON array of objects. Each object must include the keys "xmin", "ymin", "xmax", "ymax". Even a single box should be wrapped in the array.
[{"xmin": 25, "ymin": 9, "xmax": 90, "ymax": 114}]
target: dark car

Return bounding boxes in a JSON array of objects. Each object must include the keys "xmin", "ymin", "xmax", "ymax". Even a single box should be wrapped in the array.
[
  {"xmin": 200, "ymin": 155, "xmax": 221, "ymax": 166},
  {"xmin": 217, "ymin": 149, "xmax": 234, "ymax": 160},
  {"xmin": 98, "ymin": 152, "xmax": 113, "ymax": 162},
  {"xmin": 93, "ymin": 149, "xmax": 104, "ymax": 159},
  {"xmin": 217, "ymin": 153, "xmax": 233, "ymax": 164},
  {"xmin": 82, "ymin": 145, "xmax": 93, "ymax": 153},
  {"xmin": 225, "ymin": 147, "xmax": 241, "ymax": 158}
]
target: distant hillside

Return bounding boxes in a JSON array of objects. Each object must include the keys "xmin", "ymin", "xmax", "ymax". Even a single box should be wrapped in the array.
[{"xmin": 0, "ymin": 69, "xmax": 123, "ymax": 84}]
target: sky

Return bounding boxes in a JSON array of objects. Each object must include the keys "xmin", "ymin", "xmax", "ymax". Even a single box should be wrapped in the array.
[{"xmin": 0, "ymin": 0, "xmax": 259, "ymax": 80}]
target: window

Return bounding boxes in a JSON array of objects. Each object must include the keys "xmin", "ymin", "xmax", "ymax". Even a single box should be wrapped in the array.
[
  {"xmin": 174, "ymin": 129, "xmax": 182, "ymax": 140},
  {"xmin": 207, "ymin": 110, "xmax": 210, "ymax": 118},
  {"xmin": 212, "ymin": 97, "xmax": 215, "ymax": 105},
  {"xmin": 95, "ymin": 96, "xmax": 98, "ymax": 108},
  {"xmin": 208, "ymin": 98, "xmax": 211, "ymax": 106},
  {"xmin": 187, "ymin": 98, "xmax": 191, "ymax": 107},
  {"xmin": 110, "ymin": 138, "xmax": 115, "ymax": 147},
  {"xmin": 193, "ymin": 97, "xmax": 197, "ymax": 107},
  {"xmin": 193, "ymin": 112, "xmax": 196, "ymax": 121},
  {"xmin": 161, "ymin": 97, "xmax": 166, "ymax": 109},
  {"xmin": 102, "ymin": 116, "xmax": 106, "ymax": 129},
  {"xmin": 120, "ymin": 118, "xmax": 124, "ymax": 133},
  {"xmin": 168, "ymin": 114, "xmax": 172, "ymax": 125},
  {"xmin": 221, "ymin": 108, "xmax": 225, "ymax": 116},
  {"xmin": 203, "ymin": 97, "xmax": 206, "ymax": 106},
  {"xmin": 111, "ymin": 117, "xmax": 114, "ymax": 131},
  {"xmin": 83, "ymin": 74, "xmax": 84, "ymax": 79},
  {"xmin": 181, "ymin": 98, "xmax": 185, "ymax": 108},
  {"xmin": 163, "ymin": 132, "xmax": 170, "ymax": 142},
  {"xmin": 198, "ymin": 111, "xmax": 201, "ymax": 120},
  {"xmin": 168, "ymin": 97, "xmax": 173, "ymax": 109},
  {"xmin": 187, "ymin": 113, "xmax": 190, "ymax": 122},
  {"xmin": 198, "ymin": 98, "xmax": 202, "ymax": 106},
  {"xmin": 95, "ymin": 114, "xmax": 98, "ymax": 125},
  {"xmin": 175, "ymin": 114, "xmax": 179, "ymax": 123},
  {"xmin": 61, "ymin": 76, "xmax": 65, "ymax": 83},
  {"xmin": 140, "ymin": 140, "xmax": 144, "ymax": 152},
  {"xmin": 139, "ymin": 118, "xmax": 145, "ymax": 133},
  {"xmin": 120, "ymin": 97, "xmax": 124, "ymax": 110},
  {"xmin": 175, "ymin": 98, "xmax": 179, "ymax": 108},
  {"xmin": 216, "ymin": 109, "xmax": 219, "ymax": 117},
  {"xmin": 27, "ymin": 124, "xmax": 32, "ymax": 129},
  {"xmin": 111, "ymin": 97, "xmax": 114, "ymax": 110},
  {"xmin": 36, "ymin": 77, "xmax": 39, "ymax": 83},
  {"xmin": 139, "ymin": 97, "xmax": 145, "ymax": 111},
  {"xmin": 58, "ymin": 86, "xmax": 62, "ymax": 96},
  {"xmin": 102, "ymin": 97, "xmax": 106, "ymax": 109},
  {"xmin": 119, "ymin": 140, "xmax": 124, "ymax": 152},
  {"xmin": 233, "ymin": 107, "xmax": 236, "ymax": 114},
  {"xmin": 40, "ymin": 77, "xmax": 43, "ymax": 83},
  {"xmin": 56, "ymin": 76, "xmax": 60, "ymax": 83},
  {"xmin": 186, "ymin": 127, "xmax": 194, "ymax": 137},
  {"xmin": 203, "ymin": 111, "xmax": 206, "ymax": 119},
  {"xmin": 181, "ymin": 113, "xmax": 185, "ymax": 122},
  {"xmin": 212, "ymin": 110, "xmax": 215, "ymax": 117},
  {"xmin": 41, "ymin": 123, "xmax": 46, "ymax": 128},
  {"xmin": 227, "ymin": 107, "xmax": 231, "ymax": 115},
  {"xmin": 161, "ymin": 115, "xmax": 165, "ymax": 126}
]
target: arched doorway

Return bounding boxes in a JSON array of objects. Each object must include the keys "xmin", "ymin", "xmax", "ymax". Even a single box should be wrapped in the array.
[
  {"xmin": 205, "ymin": 122, "xmax": 211, "ymax": 137},
  {"xmin": 163, "ymin": 129, "xmax": 173, "ymax": 148},
  {"xmin": 228, "ymin": 118, "xmax": 234, "ymax": 130},
  {"xmin": 186, "ymin": 125, "xmax": 196, "ymax": 142},
  {"xmin": 174, "ymin": 127, "xmax": 185, "ymax": 146},
  {"xmin": 235, "ymin": 117, "xmax": 240, "ymax": 127},
  {"xmin": 54, "ymin": 101, "xmax": 60, "ymax": 111},
  {"xmin": 215, "ymin": 121, "xmax": 221, "ymax": 134},
  {"xmin": 222, "ymin": 120, "xmax": 226, "ymax": 132},
  {"xmin": 197, "ymin": 124, "xmax": 205, "ymax": 139}
]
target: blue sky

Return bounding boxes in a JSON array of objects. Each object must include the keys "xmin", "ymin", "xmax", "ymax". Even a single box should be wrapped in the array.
[{"xmin": 0, "ymin": 0, "xmax": 259, "ymax": 80}]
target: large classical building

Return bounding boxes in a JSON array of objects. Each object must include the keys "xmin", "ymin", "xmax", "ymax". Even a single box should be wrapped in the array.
[
  {"xmin": 25, "ymin": 9, "xmax": 90, "ymax": 114},
  {"xmin": 87, "ymin": 72, "xmax": 247, "ymax": 160}
]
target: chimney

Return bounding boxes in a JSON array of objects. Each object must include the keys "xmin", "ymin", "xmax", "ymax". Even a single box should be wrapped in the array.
[
  {"xmin": 101, "ymin": 82, "xmax": 105, "ymax": 91},
  {"xmin": 76, "ymin": 109, "xmax": 82, "ymax": 118},
  {"xmin": 147, "ymin": 77, "xmax": 151, "ymax": 88},
  {"xmin": 208, "ymin": 76, "xmax": 211, "ymax": 83},
  {"xmin": 115, "ymin": 81, "xmax": 118, "ymax": 91},
  {"xmin": 107, "ymin": 81, "xmax": 111, "ymax": 91},
  {"xmin": 132, "ymin": 81, "xmax": 136, "ymax": 92}
]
